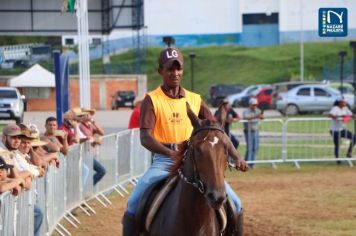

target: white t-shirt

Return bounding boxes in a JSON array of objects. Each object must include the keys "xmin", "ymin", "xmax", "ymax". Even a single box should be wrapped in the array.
[{"xmin": 329, "ymin": 106, "xmax": 352, "ymax": 131}]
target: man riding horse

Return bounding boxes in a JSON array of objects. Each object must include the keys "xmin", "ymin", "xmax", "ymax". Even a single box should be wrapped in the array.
[{"xmin": 122, "ymin": 47, "xmax": 248, "ymax": 235}]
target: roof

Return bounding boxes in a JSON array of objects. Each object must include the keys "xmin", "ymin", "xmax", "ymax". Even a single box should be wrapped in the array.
[{"xmin": 8, "ymin": 64, "xmax": 55, "ymax": 87}]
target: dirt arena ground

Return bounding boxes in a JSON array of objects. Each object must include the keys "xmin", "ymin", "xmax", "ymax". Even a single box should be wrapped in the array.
[{"xmin": 56, "ymin": 163, "xmax": 356, "ymax": 236}]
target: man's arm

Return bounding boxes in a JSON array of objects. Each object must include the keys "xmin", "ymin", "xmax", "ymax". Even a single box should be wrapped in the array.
[{"xmin": 140, "ymin": 128, "xmax": 178, "ymax": 159}]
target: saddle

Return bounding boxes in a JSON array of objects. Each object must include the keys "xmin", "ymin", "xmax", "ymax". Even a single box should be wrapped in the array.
[{"xmin": 135, "ymin": 175, "xmax": 238, "ymax": 234}]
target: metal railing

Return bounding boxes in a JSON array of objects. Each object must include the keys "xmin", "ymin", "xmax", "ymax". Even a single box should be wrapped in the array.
[
  {"xmin": 0, "ymin": 128, "xmax": 151, "ymax": 236},
  {"xmin": 232, "ymin": 117, "xmax": 356, "ymax": 168},
  {"xmin": 1, "ymin": 118, "xmax": 355, "ymax": 235}
]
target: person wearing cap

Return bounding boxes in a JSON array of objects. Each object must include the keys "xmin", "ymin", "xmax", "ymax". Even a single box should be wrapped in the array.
[
  {"xmin": 128, "ymin": 100, "xmax": 142, "ymax": 129},
  {"xmin": 0, "ymin": 123, "xmax": 33, "ymax": 189},
  {"xmin": 122, "ymin": 47, "xmax": 247, "ymax": 236},
  {"xmin": 42, "ymin": 116, "xmax": 69, "ymax": 156},
  {"xmin": 214, "ymin": 99, "xmax": 240, "ymax": 149},
  {"xmin": 242, "ymin": 98, "xmax": 264, "ymax": 168},
  {"xmin": 328, "ymin": 97, "xmax": 356, "ymax": 163},
  {"xmin": 0, "ymin": 153, "xmax": 24, "ymax": 196}
]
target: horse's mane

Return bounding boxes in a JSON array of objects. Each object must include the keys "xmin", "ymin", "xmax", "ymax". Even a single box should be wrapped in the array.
[{"xmin": 169, "ymin": 119, "xmax": 221, "ymax": 176}]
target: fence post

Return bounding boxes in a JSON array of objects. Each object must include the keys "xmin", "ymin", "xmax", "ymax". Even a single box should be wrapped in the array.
[{"xmin": 282, "ymin": 119, "xmax": 288, "ymax": 162}]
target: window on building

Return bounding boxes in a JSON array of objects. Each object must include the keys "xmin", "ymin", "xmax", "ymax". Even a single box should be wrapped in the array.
[
  {"xmin": 243, "ymin": 13, "xmax": 278, "ymax": 25},
  {"xmin": 65, "ymin": 38, "xmax": 74, "ymax": 45},
  {"xmin": 23, "ymin": 87, "xmax": 51, "ymax": 99},
  {"xmin": 92, "ymin": 38, "xmax": 101, "ymax": 45}
]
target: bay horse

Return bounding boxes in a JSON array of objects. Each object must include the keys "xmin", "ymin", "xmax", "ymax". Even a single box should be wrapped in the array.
[{"xmin": 147, "ymin": 107, "xmax": 237, "ymax": 236}]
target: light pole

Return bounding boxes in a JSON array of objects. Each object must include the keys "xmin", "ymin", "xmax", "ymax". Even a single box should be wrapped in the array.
[
  {"xmin": 189, "ymin": 52, "xmax": 196, "ymax": 92},
  {"xmin": 350, "ymin": 41, "xmax": 356, "ymax": 133},
  {"xmin": 339, "ymin": 51, "xmax": 347, "ymax": 97}
]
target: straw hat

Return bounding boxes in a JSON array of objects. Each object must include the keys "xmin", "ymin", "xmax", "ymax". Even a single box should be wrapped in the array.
[
  {"xmin": 71, "ymin": 107, "xmax": 88, "ymax": 116},
  {"xmin": 82, "ymin": 107, "xmax": 96, "ymax": 115},
  {"xmin": 26, "ymin": 125, "xmax": 47, "ymax": 147}
]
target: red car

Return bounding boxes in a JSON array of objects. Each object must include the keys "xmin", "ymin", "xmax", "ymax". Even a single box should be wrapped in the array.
[{"xmin": 255, "ymin": 86, "xmax": 273, "ymax": 110}]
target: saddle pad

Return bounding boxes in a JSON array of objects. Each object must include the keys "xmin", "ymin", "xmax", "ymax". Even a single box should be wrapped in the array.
[{"xmin": 145, "ymin": 175, "xmax": 179, "ymax": 231}]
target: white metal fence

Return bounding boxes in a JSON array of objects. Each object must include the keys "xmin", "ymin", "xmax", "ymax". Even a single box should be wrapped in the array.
[
  {"xmin": 1, "ymin": 118, "xmax": 355, "ymax": 236},
  {"xmin": 0, "ymin": 128, "xmax": 151, "ymax": 236},
  {"xmin": 233, "ymin": 117, "xmax": 356, "ymax": 168}
]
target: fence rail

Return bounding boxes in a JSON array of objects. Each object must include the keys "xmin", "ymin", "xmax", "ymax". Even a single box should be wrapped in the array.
[
  {"xmin": 1, "ymin": 118, "xmax": 355, "ymax": 235},
  {"xmin": 0, "ymin": 129, "xmax": 150, "ymax": 236},
  {"xmin": 233, "ymin": 117, "xmax": 356, "ymax": 168}
]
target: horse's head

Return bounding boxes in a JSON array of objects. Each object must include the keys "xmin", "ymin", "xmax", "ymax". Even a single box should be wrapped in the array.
[{"xmin": 182, "ymin": 103, "xmax": 229, "ymax": 209}]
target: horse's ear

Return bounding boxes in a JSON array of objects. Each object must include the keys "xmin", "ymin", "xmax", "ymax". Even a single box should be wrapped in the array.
[{"xmin": 186, "ymin": 102, "xmax": 202, "ymax": 128}]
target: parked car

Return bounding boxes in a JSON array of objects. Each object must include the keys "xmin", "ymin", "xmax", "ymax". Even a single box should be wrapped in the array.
[
  {"xmin": 256, "ymin": 86, "xmax": 273, "ymax": 110},
  {"xmin": 111, "ymin": 90, "xmax": 136, "ymax": 110},
  {"xmin": 236, "ymin": 85, "xmax": 271, "ymax": 108},
  {"xmin": 0, "ymin": 59, "xmax": 29, "ymax": 69},
  {"xmin": 271, "ymin": 81, "xmax": 322, "ymax": 109},
  {"xmin": 207, "ymin": 84, "xmax": 245, "ymax": 107},
  {"xmin": 0, "ymin": 87, "xmax": 25, "ymax": 123},
  {"xmin": 326, "ymin": 82, "xmax": 354, "ymax": 95},
  {"xmin": 276, "ymin": 84, "xmax": 352, "ymax": 115},
  {"xmin": 226, "ymin": 85, "xmax": 266, "ymax": 107}
]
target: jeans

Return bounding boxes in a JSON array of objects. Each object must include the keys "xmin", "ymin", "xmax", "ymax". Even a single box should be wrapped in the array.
[
  {"xmin": 229, "ymin": 133, "xmax": 239, "ymax": 149},
  {"xmin": 93, "ymin": 158, "xmax": 106, "ymax": 186},
  {"xmin": 34, "ymin": 205, "xmax": 43, "ymax": 236},
  {"xmin": 127, "ymin": 153, "xmax": 242, "ymax": 215},
  {"xmin": 244, "ymin": 130, "xmax": 259, "ymax": 167},
  {"xmin": 330, "ymin": 129, "xmax": 356, "ymax": 158}
]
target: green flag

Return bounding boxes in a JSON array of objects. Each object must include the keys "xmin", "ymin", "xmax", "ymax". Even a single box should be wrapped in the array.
[{"xmin": 67, "ymin": 0, "xmax": 75, "ymax": 13}]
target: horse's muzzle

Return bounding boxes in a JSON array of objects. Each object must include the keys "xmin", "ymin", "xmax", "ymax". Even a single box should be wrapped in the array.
[{"xmin": 206, "ymin": 191, "xmax": 227, "ymax": 209}]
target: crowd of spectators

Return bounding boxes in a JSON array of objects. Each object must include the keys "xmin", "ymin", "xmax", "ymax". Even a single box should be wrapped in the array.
[{"xmin": 0, "ymin": 107, "xmax": 106, "ymax": 236}]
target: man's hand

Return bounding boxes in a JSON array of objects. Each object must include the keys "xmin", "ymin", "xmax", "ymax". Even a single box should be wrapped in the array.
[{"xmin": 234, "ymin": 158, "xmax": 248, "ymax": 172}]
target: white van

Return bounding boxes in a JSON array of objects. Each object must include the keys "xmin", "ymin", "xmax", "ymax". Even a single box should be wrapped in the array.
[{"xmin": 0, "ymin": 87, "xmax": 25, "ymax": 123}]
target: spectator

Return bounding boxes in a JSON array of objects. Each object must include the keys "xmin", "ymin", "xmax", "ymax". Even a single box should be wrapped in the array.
[
  {"xmin": 0, "ymin": 124, "xmax": 43, "ymax": 236},
  {"xmin": 214, "ymin": 99, "xmax": 240, "ymax": 149},
  {"xmin": 17, "ymin": 126, "xmax": 44, "ymax": 236},
  {"xmin": 78, "ymin": 108, "xmax": 106, "ymax": 186},
  {"xmin": 328, "ymin": 97, "xmax": 356, "ymax": 164},
  {"xmin": 59, "ymin": 110, "xmax": 81, "ymax": 146},
  {"xmin": 18, "ymin": 127, "xmax": 45, "ymax": 178},
  {"xmin": 243, "ymin": 98, "xmax": 264, "ymax": 168},
  {"xmin": 42, "ymin": 117, "xmax": 69, "ymax": 155},
  {"xmin": 0, "ymin": 153, "xmax": 24, "ymax": 196},
  {"xmin": 27, "ymin": 124, "xmax": 59, "ymax": 168},
  {"xmin": 0, "ymin": 124, "xmax": 33, "ymax": 189},
  {"xmin": 128, "ymin": 100, "xmax": 142, "ymax": 129}
]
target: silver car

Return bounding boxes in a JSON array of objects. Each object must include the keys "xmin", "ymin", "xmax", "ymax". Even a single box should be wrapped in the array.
[{"xmin": 276, "ymin": 84, "xmax": 352, "ymax": 115}]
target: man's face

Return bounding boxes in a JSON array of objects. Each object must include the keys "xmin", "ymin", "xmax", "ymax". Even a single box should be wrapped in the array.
[
  {"xmin": 0, "ymin": 168, "xmax": 8, "ymax": 181},
  {"xmin": 19, "ymin": 138, "xmax": 32, "ymax": 154},
  {"xmin": 3, "ymin": 135, "xmax": 21, "ymax": 150},
  {"xmin": 46, "ymin": 120, "xmax": 58, "ymax": 134},
  {"xmin": 159, "ymin": 61, "xmax": 183, "ymax": 89}
]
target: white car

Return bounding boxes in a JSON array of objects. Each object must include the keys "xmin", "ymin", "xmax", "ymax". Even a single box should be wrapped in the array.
[
  {"xmin": 0, "ymin": 87, "xmax": 25, "ymax": 123},
  {"xmin": 226, "ymin": 85, "xmax": 266, "ymax": 107},
  {"xmin": 276, "ymin": 84, "xmax": 353, "ymax": 115}
]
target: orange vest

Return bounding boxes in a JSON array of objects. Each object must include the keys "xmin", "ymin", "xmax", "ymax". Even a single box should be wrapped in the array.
[{"xmin": 148, "ymin": 87, "xmax": 201, "ymax": 143}]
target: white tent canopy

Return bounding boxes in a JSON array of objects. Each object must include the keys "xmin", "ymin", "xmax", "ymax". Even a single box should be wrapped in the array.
[{"xmin": 8, "ymin": 64, "xmax": 55, "ymax": 87}]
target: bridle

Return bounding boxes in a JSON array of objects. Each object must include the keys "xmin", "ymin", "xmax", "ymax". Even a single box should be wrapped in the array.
[{"xmin": 177, "ymin": 126, "xmax": 226, "ymax": 195}]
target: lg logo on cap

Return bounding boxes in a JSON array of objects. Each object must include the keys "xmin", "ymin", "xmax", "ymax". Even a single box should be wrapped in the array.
[{"xmin": 166, "ymin": 50, "xmax": 179, "ymax": 59}]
